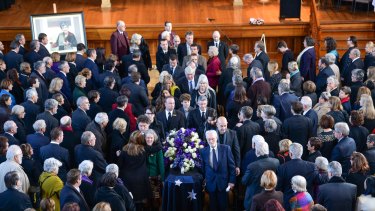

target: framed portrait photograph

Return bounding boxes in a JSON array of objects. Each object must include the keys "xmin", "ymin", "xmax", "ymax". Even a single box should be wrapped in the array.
[{"xmin": 30, "ymin": 12, "xmax": 87, "ymax": 54}]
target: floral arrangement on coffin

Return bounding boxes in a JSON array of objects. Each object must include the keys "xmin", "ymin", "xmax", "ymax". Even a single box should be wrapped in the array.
[{"xmin": 163, "ymin": 128, "xmax": 206, "ymax": 174}]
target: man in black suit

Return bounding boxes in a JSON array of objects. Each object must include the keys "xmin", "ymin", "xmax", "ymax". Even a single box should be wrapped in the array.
[
  {"xmin": 24, "ymin": 40, "xmax": 42, "ymax": 71},
  {"xmin": 123, "ymin": 72, "xmax": 149, "ymax": 117},
  {"xmin": 188, "ymin": 95, "xmax": 215, "ymax": 138},
  {"xmin": 123, "ymin": 49, "xmax": 150, "ymax": 85},
  {"xmin": 30, "ymin": 61, "xmax": 49, "ymax": 105},
  {"xmin": 177, "ymin": 31, "xmax": 201, "ymax": 65},
  {"xmin": 60, "ymin": 169, "xmax": 90, "ymax": 211},
  {"xmin": 4, "ymin": 40, "xmax": 23, "ymax": 71},
  {"xmin": 59, "ymin": 116, "xmax": 80, "ymax": 167},
  {"xmin": 75, "ymin": 43, "xmax": 86, "ymax": 72},
  {"xmin": 56, "ymin": 61, "xmax": 73, "ymax": 102},
  {"xmin": 98, "ymin": 60, "xmax": 121, "ymax": 91},
  {"xmin": 107, "ymin": 95, "xmax": 130, "ymax": 137},
  {"xmin": 162, "ymin": 54, "xmax": 184, "ymax": 82},
  {"xmin": 350, "ymin": 68, "xmax": 365, "ymax": 106},
  {"xmin": 75, "ymin": 131, "xmax": 108, "ymax": 184},
  {"xmin": 98, "ymin": 76, "xmax": 119, "ymax": 113},
  {"xmin": 254, "ymin": 41, "xmax": 270, "ymax": 80},
  {"xmin": 0, "ymin": 120, "xmax": 20, "ymax": 146},
  {"xmin": 156, "ymin": 96, "xmax": 185, "ymax": 134},
  {"xmin": 277, "ymin": 40, "xmax": 294, "ymax": 72},
  {"xmin": 364, "ymin": 134, "xmax": 375, "ymax": 174},
  {"xmin": 38, "ymin": 33, "xmax": 50, "ymax": 58},
  {"xmin": 26, "ymin": 119, "xmax": 50, "ymax": 161},
  {"xmin": 281, "ymin": 101, "xmax": 313, "ymax": 157},
  {"xmin": 85, "ymin": 112, "xmax": 108, "ymax": 157},
  {"xmin": 342, "ymin": 48, "xmax": 364, "ymax": 86},
  {"xmin": 177, "ymin": 65, "xmax": 198, "ymax": 94},
  {"xmin": 317, "ymin": 161, "xmax": 357, "ymax": 211},
  {"xmin": 340, "ymin": 35, "xmax": 357, "ymax": 71},
  {"xmin": 236, "ymin": 106, "xmax": 260, "ymax": 160},
  {"xmin": 272, "ymin": 80, "xmax": 299, "ymax": 122},
  {"xmin": 207, "ymin": 31, "xmax": 229, "ymax": 69},
  {"xmin": 36, "ymin": 99, "xmax": 59, "ymax": 138},
  {"xmin": 301, "ymin": 96, "xmax": 318, "ymax": 137},
  {"xmin": 72, "ymin": 96, "xmax": 92, "ymax": 138},
  {"xmin": 21, "ymin": 89, "xmax": 41, "ymax": 134},
  {"xmin": 0, "ymin": 41, "xmax": 4, "ymax": 60},
  {"xmin": 42, "ymin": 56, "xmax": 56, "ymax": 87},
  {"xmin": 331, "ymin": 122, "xmax": 356, "ymax": 176},
  {"xmin": 315, "ymin": 57, "xmax": 335, "ymax": 97},
  {"xmin": 83, "ymin": 48, "xmax": 100, "ymax": 87},
  {"xmin": 216, "ymin": 116, "xmax": 241, "ymax": 176},
  {"xmin": 0, "ymin": 171, "xmax": 32, "ymax": 211},
  {"xmin": 40, "ymin": 127, "xmax": 70, "ymax": 182},
  {"xmin": 15, "ymin": 34, "xmax": 27, "ymax": 56},
  {"xmin": 156, "ymin": 39, "xmax": 177, "ymax": 72},
  {"xmin": 276, "ymin": 143, "xmax": 320, "ymax": 210},
  {"xmin": 243, "ymin": 53, "xmax": 263, "ymax": 82}
]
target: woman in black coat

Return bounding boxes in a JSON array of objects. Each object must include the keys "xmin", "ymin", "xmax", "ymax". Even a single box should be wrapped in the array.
[
  {"xmin": 95, "ymin": 172, "xmax": 126, "ymax": 211},
  {"xmin": 86, "ymin": 90, "xmax": 103, "ymax": 120},
  {"xmin": 346, "ymin": 152, "xmax": 370, "ymax": 197},
  {"xmin": 191, "ymin": 75, "xmax": 217, "ymax": 109},
  {"xmin": 326, "ymin": 96, "xmax": 349, "ymax": 123},
  {"xmin": 7, "ymin": 69, "xmax": 24, "ymax": 104},
  {"xmin": 79, "ymin": 160, "xmax": 96, "ymax": 209},
  {"xmin": 349, "ymin": 110, "xmax": 370, "ymax": 153},
  {"xmin": 109, "ymin": 118, "xmax": 128, "ymax": 163},
  {"xmin": 226, "ymin": 85, "xmax": 251, "ymax": 129}
]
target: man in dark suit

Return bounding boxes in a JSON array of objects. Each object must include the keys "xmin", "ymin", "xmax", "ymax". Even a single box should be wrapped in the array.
[
  {"xmin": 156, "ymin": 39, "xmax": 177, "ymax": 72},
  {"xmin": 342, "ymin": 48, "xmax": 364, "ymax": 86},
  {"xmin": 60, "ymin": 169, "xmax": 90, "ymax": 211},
  {"xmin": 242, "ymin": 141, "xmax": 279, "ymax": 210},
  {"xmin": 299, "ymin": 36, "xmax": 316, "ymax": 82},
  {"xmin": 40, "ymin": 127, "xmax": 70, "ymax": 182},
  {"xmin": 207, "ymin": 31, "xmax": 229, "ymax": 69},
  {"xmin": 123, "ymin": 49, "xmax": 150, "ymax": 86},
  {"xmin": 272, "ymin": 80, "xmax": 299, "ymax": 122},
  {"xmin": 4, "ymin": 40, "xmax": 23, "ymax": 71},
  {"xmin": 21, "ymin": 89, "xmax": 41, "ymax": 134},
  {"xmin": 83, "ymin": 48, "xmax": 100, "ymax": 87},
  {"xmin": 340, "ymin": 35, "xmax": 357, "ymax": 71},
  {"xmin": 42, "ymin": 56, "xmax": 56, "ymax": 87},
  {"xmin": 26, "ymin": 119, "xmax": 50, "ymax": 161},
  {"xmin": 97, "ymin": 76, "xmax": 119, "ymax": 113},
  {"xmin": 200, "ymin": 130, "xmax": 236, "ymax": 211},
  {"xmin": 317, "ymin": 161, "xmax": 357, "ymax": 211},
  {"xmin": 177, "ymin": 65, "xmax": 198, "ymax": 94},
  {"xmin": 75, "ymin": 43, "xmax": 86, "ymax": 72},
  {"xmin": 243, "ymin": 53, "xmax": 263, "ymax": 83},
  {"xmin": 30, "ymin": 61, "xmax": 49, "ymax": 105},
  {"xmin": 0, "ymin": 120, "xmax": 20, "ymax": 146},
  {"xmin": 162, "ymin": 54, "xmax": 184, "ymax": 82},
  {"xmin": 107, "ymin": 96, "xmax": 130, "ymax": 137},
  {"xmin": 247, "ymin": 67, "xmax": 271, "ymax": 109},
  {"xmin": 36, "ymin": 99, "xmax": 59, "ymax": 138},
  {"xmin": 277, "ymin": 40, "xmax": 294, "ymax": 72},
  {"xmin": 123, "ymin": 72, "xmax": 149, "ymax": 117},
  {"xmin": 364, "ymin": 134, "xmax": 375, "ymax": 174},
  {"xmin": 72, "ymin": 96, "xmax": 92, "ymax": 138},
  {"xmin": 59, "ymin": 116, "xmax": 81, "ymax": 167},
  {"xmin": 254, "ymin": 41, "xmax": 270, "ymax": 80},
  {"xmin": 177, "ymin": 31, "xmax": 201, "ymax": 65},
  {"xmin": 315, "ymin": 57, "xmax": 335, "ymax": 97},
  {"xmin": 276, "ymin": 143, "xmax": 320, "ymax": 210},
  {"xmin": 331, "ymin": 122, "xmax": 356, "ymax": 177},
  {"xmin": 24, "ymin": 40, "xmax": 42, "ymax": 71},
  {"xmin": 85, "ymin": 112, "xmax": 108, "ymax": 157},
  {"xmin": 75, "ymin": 131, "xmax": 108, "ymax": 184},
  {"xmin": 37, "ymin": 33, "xmax": 50, "ymax": 58},
  {"xmin": 350, "ymin": 68, "xmax": 365, "ymax": 106},
  {"xmin": 110, "ymin": 20, "xmax": 130, "ymax": 60},
  {"xmin": 301, "ymin": 96, "xmax": 318, "ymax": 136},
  {"xmin": 216, "ymin": 116, "xmax": 241, "ymax": 176},
  {"xmin": 156, "ymin": 96, "xmax": 185, "ymax": 134},
  {"xmin": 15, "ymin": 34, "xmax": 27, "ymax": 56},
  {"xmin": 188, "ymin": 95, "xmax": 215, "ymax": 138},
  {"xmin": 56, "ymin": 61, "xmax": 72, "ymax": 101},
  {"xmin": 98, "ymin": 60, "xmax": 121, "ymax": 91},
  {"xmin": 236, "ymin": 106, "xmax": 260, "ymax": 160},
  {"xmin": 0, "ymin": 171, "xmax": 32, "ymax": 210}
]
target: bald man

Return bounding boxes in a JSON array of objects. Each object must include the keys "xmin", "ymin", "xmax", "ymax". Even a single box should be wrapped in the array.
[
  {"xmin": 207, "ymin": 31, "xmax": 228, "ymax": 69},
  {"xmin": 110, "ymin": 20, "xmax": 130, "ymax": 59},
  {"xmin": 216, "ymin": 116, "xmax": 241, "ymax": 176}
]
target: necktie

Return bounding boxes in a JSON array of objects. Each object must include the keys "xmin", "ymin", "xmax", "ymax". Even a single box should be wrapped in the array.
[
  {"xmin": 171, "ymin": 67, "xmax": 175, "ymax": 75},
  {"xmin": 212, "ymin": 148, "xmax": 218, "ymax": 170},
  {"xmin": 215, "ymin": 42, "xmax": 218, "ymax": 47},
  {"xmin": 168, "ymin": 112, "xmax": 172, "ymax": 121},
  {"xmin": 189, "ymin": 81, "xmax": 193, "ymax": 92},
  {"xmin": 201, "ymin": 111, "xmax": 206, "ymax": 122}
]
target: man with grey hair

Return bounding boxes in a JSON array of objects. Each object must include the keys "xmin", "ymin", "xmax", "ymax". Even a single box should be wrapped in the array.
[
  {"xmin": 75, "ymin": 131, "xmax": 108, "ymax": 185},
  {"xmin": 56, "ymin": 60, "xmax": 72, "ymax": 101},
  {"xmin": 30, "ymin": 60, "xmax": 48, "ymax": 104},
  {"xmin": 301, "ymin": 96, "xmax": 318, "ymax": 136},
  {"xmin": 331, "ymin": 122, "xmax": 356, "ymax": 176},
  {"xmin": 317, "ymin": 161, "xmax": 357, "ymax": 211},
  {"xmin": 248, "ymin": 67, "xmax": 271, "ymax": 109},
  {"xmin": 316, "ymin": 57, "xmax": 335, "ymax": 97},
  {"xmin": 15, "ymin": 34, "xmax": 26, "ymax": 56},
  {"xmin": 85, "ymin": 112, "xmax": 108, "ymax": 155},
  {"xmin": 200, "ymin": 130, "xmax": 235, "ymax": 211},
  {"xmin": 0, "ymin": 120, "xmax": 19, "ymax": 145},
  {"xmin": 325, "ymin": 53, "xmax": 340, "ymax": 83},
  {"xmin": 277, "ymin": 142, "xmax": 320, "ymax": 210},
  {"xmin": 72, "ymin": 96, "xmax": 91, "ymax": 138},
  {"xmin": 24, "ymin": 40, "xmax": 42, "ymax": 71},
  {"xmin": 110, "ymin": 20, "xmax": 130, "ymax": 59},
  {"xmin": 42, "ymin": 56, "xmax": 57, "ymax": 86},
  {"xmin": 0, "ymin": 145, "xmax": 30, "ymax": 193},
  {"xmin": 273, "ymin": 79, "xmax": 299, "ymax": 121},
  {"xmin": 342, "ymin": 47, "xmax": 364, "ymax": 86},
  {"xmin": 188, "ymin": 95, "xmax": 215, "ymax": 137},
  {"xmin": 36, "ymin": 99, "xmax": 59, "ymax": 138},
  {"xmin": 326, "ymin": 75, "xmax": 339, "ymax": 96},
  {"xmin": 182, "ymin": 43, "xmax": 207, "ymax": 71},
  {"xmin": 242, "ymin": 141, "xmax": 279, "ymax": 210},
  {"xmin": 254, "ymin": 40, "xmax": 270, "ymax": 80},
  {"xmin": 60, "ymin": 116, "xmax": 80, "ymax": 167},
  {"xmin": 26, "ymin": 119, "xmax": 49, "ymax": 160},
  {"xmin": 3, "ymin": 40, "xmax": 23, "ymax": 71},
  {"xmin": 10, "ymin": 105, "xmax": 26, "ymax": 143},
  {"xmin": 350, "ymin": 68, "xmax": 365, "ymax": 105},
  {"xmin": 243, "ymin": 53, "xmax": 263, "ymax": 81},
  {"xmin": 177, "ymin": 64, "xmax": 198, "ymax": 94},
  {"xmin": 21, "ymin": 89, "xmax": 40, "ymax": 134},
  {"xmin": 207, "ymin": 31, "xmax": 228, "ymax": 69}
]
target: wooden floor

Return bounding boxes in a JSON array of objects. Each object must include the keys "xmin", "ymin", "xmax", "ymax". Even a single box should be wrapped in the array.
[{"xmin": 0, "ymin": 0, "xmax": 373, "ymax": 29}]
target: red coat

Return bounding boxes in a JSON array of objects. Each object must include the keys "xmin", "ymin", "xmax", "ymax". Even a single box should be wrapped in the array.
[{"xmin": 206, "ymin": 56, "xmax": 221, "ymax": 88}]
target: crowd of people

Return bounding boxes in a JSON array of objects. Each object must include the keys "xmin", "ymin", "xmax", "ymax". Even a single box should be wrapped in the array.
[{"xmin": 0, "ymin": 19, "xmax": 374, "ymax": 211}]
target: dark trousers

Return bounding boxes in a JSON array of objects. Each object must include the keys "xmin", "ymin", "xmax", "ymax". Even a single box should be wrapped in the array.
[{"xmin": 208, "ymin": 190, "xmax": 228, "ymax": 211}]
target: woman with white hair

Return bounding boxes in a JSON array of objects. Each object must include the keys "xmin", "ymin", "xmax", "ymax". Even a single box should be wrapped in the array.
[
  {"xmin": 289, "ymin": 175, "xmax": 314, "ymax": 211},
  {"xmin": 312, "ymin": 156, "xmax": 329, "ymax": 200},
  {"xmin": 39, "ymin": 157, "xmax": 64, "ymax": 211},
  {"xmin": 9, "ymin": 105, "xmax": 26, "ymax": 143},
  {"xmin": 191, "ymin": 74, "xmax": 217, "ymax": 109},
  {"xmin": 130, "ymin": 33, "xmax": 151, "ymax": 70},
  {"xmin": 109, "ymin": 118, "xmax": 128, "ymax": 163},
  {"xmin": 79, "ymin": 160, "xmax": 95, "ymax": 209},
  {"xmin": 326, "ymin": 76, "xmax": 339, "ymax": 97},
  {"xmin": 206, "ymin": 46, "xmax": 221, "ymax": 90}
]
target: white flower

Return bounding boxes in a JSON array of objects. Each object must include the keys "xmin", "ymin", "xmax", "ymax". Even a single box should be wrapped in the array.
[
  {"xmin": 181, "ymin": 167, "xmax": 185, "ymax": 174},
  {"xmin": 184, "ymin": 149, "xmax": 189, "ymax": 153},
  {"xmin": 188, "ymin": 146, "xmax": 191, "ymax": 149},
  {"xmin": 200, "ymin": 145, "xmax": 204, "ymax": 149},
  {"xmin": 192, "ymin": 153, "xmax": 197, "ymax": 158},
  {"xmin": 169, "ymin": 157, "xmax": 173, "ymax": 161},
  {"xmin": 183, "ymin": 143, "xmax": 187, "ymax": 147}
]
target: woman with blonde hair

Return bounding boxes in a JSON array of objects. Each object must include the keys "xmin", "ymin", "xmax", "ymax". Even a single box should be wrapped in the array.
[
  {"xmin": 51, "ymin": 52, "xmax": 61, "ymax": 73},
  {"xmin": 347, "ymin": 152, "xmax": 370, "ymax": 197},
  {"xmin": 353, "ymin": 86, "xmax": 371, "ymax": 110},
  {"xmin": 364, "ymin": 41, "xmax": 375, "ymax": 71},
  {"xmin": 206, "ymin": 46, "xmax": 221, "ymax": 90},
  {"xmin": 109, "ymin": 118, "xmax": 128, "ymax": 163},
  {"xmin": 78, "ymin": 68, "xmax": 94, "ymax": 92},
  {"xmin": 360, "ymin": 94, "xmax": 375, "ymax": 132},
  {"xmin": 65, "ymin": 52, "xmax": 78, "ymax": 91},
  {"xmin": 268, "ymin": 61, "xmax": 282, "ymax": 94},
  {"xmin": 276, "ymin": 139, "xmax": 292, "ymax": 164},
  {"xmin": 92, "ymin": 202, "xmax": 111, "ymax": 211},
  {"xmin": 49, "ymin": 77, "xmax": 72, "ymax": 113},
  {"xmin": 191, "ymin": 74, "xmax": 217, "ymax": 109},
  {"xmin": 250, "ymin": 170, "xmax": 283, "ymax": 211},
  {"xmin": 326, "ymin": 96, "xmax": 349, "ymax": 123}
]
